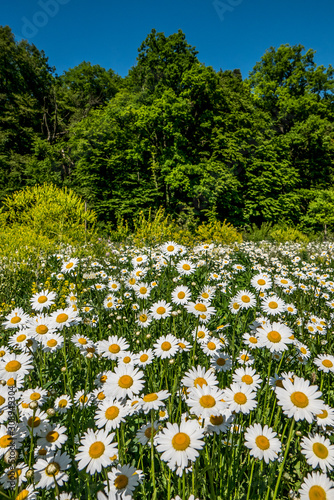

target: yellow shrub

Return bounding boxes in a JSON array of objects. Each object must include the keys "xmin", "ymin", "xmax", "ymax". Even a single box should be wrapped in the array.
[
  {"xmin": 196, "ymin": 220, "xmax": 242, "ymax": 245},
  {"xmin": 270, "ymin": 226, "xmax": 309, "ymax": 244}
]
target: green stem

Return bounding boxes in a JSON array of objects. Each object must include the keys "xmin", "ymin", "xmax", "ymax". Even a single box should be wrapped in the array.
[
  {"xmin": 246, "ymin": 459, "xmax": 256, "ymax": 500},
  {"xmin": 272, "ymin": 419, "xmax": 295, "ymax": 500}
]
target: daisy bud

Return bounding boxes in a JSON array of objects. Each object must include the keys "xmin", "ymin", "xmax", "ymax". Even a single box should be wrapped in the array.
[
  {"xmin": 136, "ymin": 332, "xmax": 140, "ymax": 336},
  {"xmin": 173, "ymin": 278, "xmax": 178, "ymax": 283},
  {"xmin": 123, "ymin": 316, "xmax": 127, "ymax": 319},
  {"xmin": 0, "ymin": 380, "xmax": 6, "ymax": 386},
  {"xmin": 4, "ymin": 449, "xmax": 18, "ymax": 464},
  {"xmin": 116, "ymin": 316, "xmax": 122, "ymax": 320},
  {"xmin": 86, "ymin": 352, "xmax": 94, "ymax": 359},
  {"xmin": 177, "ymin": 310, "xmax": 182, "ymax": 314},
  {"xmin": 171, "ymin": 311, "xmax": 178, "ymax": 317},
  {"xmin": 295, "ymin": 430, "xmax": 302, "ymax": 436},
  {"xmin": 146, "ymin": 334, "xmax": 151, "ymax": 339},
  {"xmin": 108, "ymin": 324, "xmax": 112, "ymax": 328},
  {"xmin": 29, "ymin": 401, "xmax": 38, "ymax": 410},
  {"xmin": 169, "ymin": 359, "xmax": 175, "ymax": 364},
  {"xmin": 26, "ymin": 469, "xmax": 34, "ymax": 479},
  {"xmin": 61, "ymin": 367, "xmax": 66, "ymax": 372},
  {"xmin": 46, "ymin": 463, "xmax": 58, "ymax": 475},
  {"xmin": 136, "ymin": 340, "xmax": 140, "ymax": 344},
  {"xmin": 191, "ymin": 282, "xmax": 196, "ymax": 286},
  {"xmin": 47, "ymin": 408, "xmax": 55, "ymax": 417}
]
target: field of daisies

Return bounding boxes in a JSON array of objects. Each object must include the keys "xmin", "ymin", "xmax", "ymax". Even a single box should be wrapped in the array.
[{"xmin": 0, "ymin": 240, "xmax": 333, "ymax": 500}]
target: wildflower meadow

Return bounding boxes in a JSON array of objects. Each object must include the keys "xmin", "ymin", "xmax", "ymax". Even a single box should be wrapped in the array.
[{"xmin": 0, "ymin": 239, "xmax": 333, "ymax": 500}]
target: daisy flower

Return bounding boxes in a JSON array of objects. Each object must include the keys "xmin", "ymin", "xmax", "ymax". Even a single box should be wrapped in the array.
[
  {"xmin": 257, "ymin": 322, "xmax": 294, "ymax": 352},
  {"xmin": 97, "ymin": 336, "xmax": 129, "ymax": 360},
  {"xmin": 61, "ymin": 258, "xmax": 79, "ymax": 274},
  {"xmin": 139, "ymin": 390, "xmax": 170, "ymax": 414},
  {"xmin": 8, "ymin": 331, "xmax": 34, "ymax": 352},
  {"xmin": 54, "ymin": 395, "xmax": 72, "ymax": 414},
  {"xmin": 105, "ymin": 464, "xmax": 142, "ymax": 497},
  {"xmin": 181, "ymin": 366, "xmax": 218, "ymax": 391},
  {"xmin": 117, "ymin": 352, "xmax": 139, "ymax": 367},
  {"xmin": 74, "ymin": 390, "xmax": 94, "ymax": 408},
  {"xmin": 243, "ymin": 332, "xmax": 261, "ymax": 350},
  {"xmin": 235, "ymin": 290, "xmax": 256, "ymax": 310},
  {"xmin": 94, "ymin": 399, "xmax": 128, "ymax": 431},
  {"xmin": 186, "ymin": 301, "xmax": 216, "ymax": 319},
  {"xmin": 41, "ymin": 333, "xmax": 64, "ymax": 353},
  {"xmin": 3, "ymin": 308, "xmax": 30, "ymax": 329},
  {"xmin": 244, "ymin": 423, "xmax": 281, "ymax": 463},
  {"xmin": 237, "ymin": 350, "xmax": 255, "ymax": 366},
  {"xmin": 223, "ymin": 383, "xmax": 257, "ymax": 414},
  {"xmin": 298, "ymin": 471, "xmax": 334, "ymax": 500},
  {"xmin": 26, "ymin": 315, "xmax": 55, "ymax": 340},
  {"xmin": 204, "ymin": 412, "xmax": 233, "ymax": 435},
  {"xmin": 137, "ymin": 349, "xmax": 154, "ymax": 367},
  {"xmin": 20, "ymin": 409, "xmax": 49, "ymax": 438},
  {"xmin": 233, "ymin": 367, "xmax": 263, "ymax": 390},
  {"xmin": 150, "ymin": 300, "xmax": 172, "ymax": 320},
  {"xmin": 275, "ymin": 376, "xmax": 323, "ymax": 423},
  {"xmin": 314, "ymin": 354, "xmax": 334, "ymax": 374},
  {"xmin": 192, "ymin": 326, "xmax": 211, "ymax": 343},
  {"xmin": 176, "ymin": 260, "xmax": 195, "ymax": 276},
  {"xmin": 0, "ymin": 462, "xmax": 28, "ymax": 488},
  {"xmin": 50, "ymin": 307, "xmax": 81, "ymax": 330},
  {"xmin": 201, "ymin": 337, "xmax": 221, "ymax": 356},
  {"xmin": 21, "ymin": 387, "xmax": 48, "ymax": 407},
  {"xmin": 250, "ymin": 274, "xmax": 272, "ymax": 291},
  {"xmin": 210, "ymin": 352, "xmax": 232, "ymax": 372},
  {"xmin": 103, "ymin": 296, "xmax": 117, "ymax": 310},
  {"xmin": 75, "ymin": 428, "xmax": 118, "ymax": 474},
  {"xmin": 37, "ymin": 424, "xmax": 68, "ymax": 451},
  {"xmin": 131, "ymin": 254, "xmax": 148, "ymax": 267},
  {"xmin": 315, "ymin": 405, "xmax": 334, "ymax": 430},
  {"xmin": 104, "ymin": 366, "xmax": 145, "ymax": 400},
  {"xmin": 134, "ymin": 283, "xmax": 151, "ymax": 300},
  {"xmin": 301, "ymin": 433, "xmax": 334, "ymax": 472},
  {"xmin": 153, "ymin": 334, "xmax": 179, "ymax": 359},
  {"xmin": 155, "ymin": 421, "xmax": 205, "ymax": 475},
  {"xmin": 261, "ymin": 295, "xmax": 286, "ymax": 316},
  {"xmin": 178, "ymin": 339, "xmax": 192, "ymax": 352},
  {"xmin": 136, "ymin": 310, "xmax": 152, "ymax": 328},
  {"xmin": 30, "ymin": 290, "xmax": 56, "ymax": 312},
  {"xmin": 161, "ymin": 241, "xmax": 180, "ymax": 257},
  {"xmin": 0, "ymin": 353, "xmax": 33, "ymax": 382},
  {"xmin": 34, "ymin": 451, "xmax": 71, "ymax": 489},
  {"xmin": 11, "ymin": 486, "xmax": 37, "ymax": 500},
  {"xmin": 136, "ymin": 421, "xmax": 159, "ymax": 445},
  {"xmin": 0, "ymin": 424, "xmax": 23, "ymax": 457},
  {"xmin": 186, "ymin": 386, "xmax": 227, "ymax": 418},
  {"xmin": 171, "ymin": 286, "xmax": 192, "ymax": 305}
]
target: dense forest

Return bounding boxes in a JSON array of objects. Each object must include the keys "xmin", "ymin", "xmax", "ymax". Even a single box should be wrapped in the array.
[{"xmin": 1, "ymin": 25, "xmax": 334, "ymax": 231}]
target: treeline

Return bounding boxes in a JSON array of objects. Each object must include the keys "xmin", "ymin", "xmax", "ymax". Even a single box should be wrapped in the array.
[{"xmin": 1, "ymin": 26, "xmax": 334, "ymax": 231}]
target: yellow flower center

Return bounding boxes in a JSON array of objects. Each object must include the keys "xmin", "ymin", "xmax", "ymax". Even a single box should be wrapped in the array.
[
  {"xmin": 114, "ymin": 474, "xmax": 129, "ymax": 490},
  {"xmin": 27, "ymin": 416, "xmax": 41, "ymax": 428},
  {"xmin": 290, "ymin": 391, "xmax": 309, "ymax": 408},
  {"xmin": 287, "ymin": 307, "xmax": 294, "ymax": 312},
  {"xmin": 194, "ymin": 377, "xmax": 207, "ymax": 388},
  {"xmin": 161, "ymin": 341, "xmax": 172, "ymax": 351},
  {"xmin": 107, "ymin": 302, "xmax": 113, "ymax": 308},
  {"xmin": 136, "ymin": 257, "xmax": 143, "ymax": 262},
  {"xmin": 156, "ymin": 307, "xmax": 166, "ymax": 315},
  {"xmin": 38, "ymin": 296, "xmax": 48, "ymax": 303},
  {"xmin": 309, "ymin": 485, "xmax": 326, "ymax": 500},
  {"xmin": 199, "ymin": 395, "xmax": 216, "ymax": 408},
  {"xmin": 7, "ymin": 378, "xmax": 15, "ymax": 387},
  {"xmin": 46, "ymin": 431, "xmax": 59, "ymax": 443},
  {"xmin": 129, "ymin": 278, "xmax": 136, "ymax": 285},
  {"xmin": 10, "ymin": 316, "xmax": 21, "ymax": 324},
  {"xmin": 216, "ymin": 358, "xmax": 226, "ymax": 366},
  {"xmin": 195, "ymin": 303, "xmax": 207, "ymax": 312},
  {"xmin": 255, "ymin": 435, "xmax": 270, "ymax": 450},
  {"xmin": 89, "ymin": 441, "xmax": 105, "ymax": 459},
  {"xmin": 177, "ymin": 292, "xmax": 186, "ymax": 299},
  {"xmin": 249, "ymin": 337, "xmax": 257, "ymax": 344},
  {"xmin": 143, "ymin": 393, "xmax": 158, "ymax": 402},
  {"xmin": 58, "ymin": 399, "xmax": 68, "ymax": 408},
  {"xmin": 241, "ymin": 375, "xmax": 253, "ymax": 385},
  {"xmin": 0, "ymin": 396, "xmax": 5, "ymax": 405},
  {"xmin": 139, "ymin": 314, "xmax": 147, "ymax": 323},
  {"xmin": 79, "ymin": 395, "xmax": 88, "ymax": 403},
  {"xmin": 322, "ymin": 359, "xmax": 333, "ymax": 368},
  {"xmin": 66, "ymin": 262, "xmax": 73, "ymax": 269},
  {"xmin": 172, "ymin": 432, "xmax": 190, "ymax": 451},
  {"xmin": 97, "ymin": 391, "xmax": 105, "ymax": 400},
  {"xmin": 232, "ymin": 303, "xmax": 240, "ymax": 310},
  {"xmin": 140, "ymin": 354, "xmax": 149, "ymax": 362},
  {"xmin": 15, "ymin": 489, "xmax": 30, "ymax": 500},
  {"xmin": 118, "ymin": 375, "xmax": 133, "ymax": 389},
  {"xmin": 178, "ymin": 342, "xmax": 186, "ymax": 349},
  {"xmin": 210, "ymin": 415, "xmax": 224, "ymax": 425},
  {"xmin": 47, "ymin": 339, "xmax": 57, "ymax": 347},
  {"xmin": 312, "ymin": 442, "xmax": 329, "ymax": 459},
  {"xmin": 109, "ymin": 344, "xmax": 120, "ymax": 354},
  {"xmin": 257, "ymin": 279, "xmax": 266, "ymax": 285},
  {"xmin": 0, "ymin": 435, "xmax": 12, "ymax": 447},
  {"xmin": 207, "ymin": 341, "xmax": 216, "ymax": 350},
  {"xmin": 78, "ymin": 338, "xmax": 87, "ymax": 345},
  {"xmin": 30, "ymin": 392, "xmax": 41, "ymax": 401},
  {"xmin": 268, "ymin": 301, "xmax": 278, "ymax": 310},
  {"xmin": 0, "ymin": 350, "xmax": 5, "ymax": 357},
  {"xmin": 280, "ymin": 279, "xmax": 288, "ymax": 284},
  {"xmin": 56, "ymin": 313, "xmax": 68, "ymax": 323},
  {"xmin": 241, "ymin": 295, "xmax": 250, "ymax": 303},
  {"xmin": 234, "ymin": 392, "xmax": 247, "ymax": 405},
  {"xmin": 36, "ymin": 325, "xmax": 48, "ymax": 335},
  {"xmin": 16, "ymin": 334, "xmax": 26, "ymax": 342},
  {"xmin": 317, "ymin": 410, "xmax": 328, "ymax": 419},
  {"xmin": 241, "ymin": 354, "xmax": 249, "ymax": 362},
  {"xmin": 167, "ymin": 245, "xmax": 174, "ymax": 252},
  {"xmin": 197, "ymin": 330, "xmax": 205, "ymax": 339},
  {"xmin": 139, "ymin": 287, "xmax": 147, "ymax": 295},
  {"xmin": 144, "ymin": 426, "xmax": 155, "ymax": 439},
  {"xmin": 300, "ymin": 347, "xmax": 307, "ymax": 354},
  {"xmin": 182, "ymin": 264, "xmax": 191, "ymax": 270},
  {"xmin": 267, "ymin": 331, "xmax": 281, "ymax": 343},
  {"xmin": 105, "ymin": 406, "xmax": 120, "ymax": 420},
  {"xmin": 5, "ymin": 360, "xmax": 21, "ymax": 372}
]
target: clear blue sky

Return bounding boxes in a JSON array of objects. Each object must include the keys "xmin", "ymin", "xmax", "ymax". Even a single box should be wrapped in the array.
[{"xmin": 1, "ymin": 0, "xmax": 333, "ymax": 78}]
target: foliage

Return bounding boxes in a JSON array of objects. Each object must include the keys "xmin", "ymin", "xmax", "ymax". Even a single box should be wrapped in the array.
[
  {"xmin": 0, "ymin": 183, "xmax": 97, "ymax": 244},
  {"xmin": 302, "ymin": 189, "xmax": 334, "ymax": 235},
  {"xmin": 269, "ymin": 225, "xmax": 309, "ymax": 244},
  {"xmin": 242, "ymin": 222, "xmax": 274, "ymax": 242},
  {"xmin": 196, "ymin": 219, "xmax": 242, "ymax": 244}
]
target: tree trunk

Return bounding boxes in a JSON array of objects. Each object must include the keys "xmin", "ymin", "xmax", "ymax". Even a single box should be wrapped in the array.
[{"xmin": 324, "ymin": 223, "xmax": 327, "ymax": 241}]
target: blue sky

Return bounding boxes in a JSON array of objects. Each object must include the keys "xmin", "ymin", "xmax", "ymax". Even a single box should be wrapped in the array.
[{"xmin": 1, "ymin": 0, "xmax": 333, "ymax": 78}]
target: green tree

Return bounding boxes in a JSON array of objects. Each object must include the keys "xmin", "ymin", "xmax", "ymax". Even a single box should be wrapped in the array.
[{"xmin": 302, "ymin": 190, "xmax": 334, "ymax": 239}]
